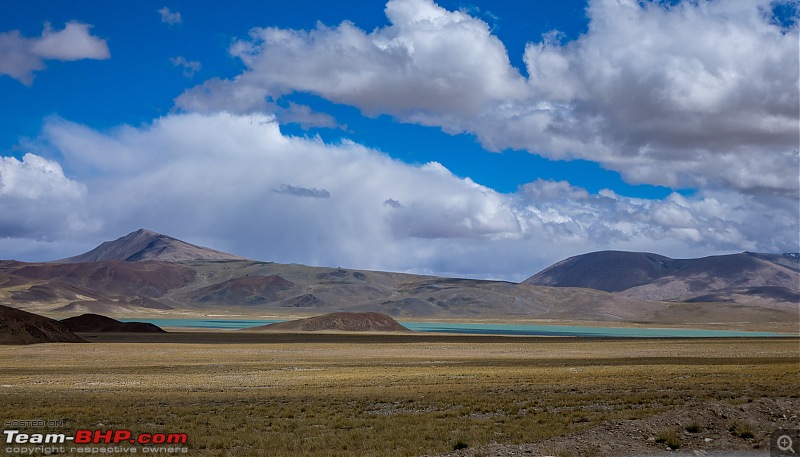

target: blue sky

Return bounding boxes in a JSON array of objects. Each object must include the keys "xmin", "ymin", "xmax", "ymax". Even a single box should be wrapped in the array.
[
  {"xmin": 1, "ymin": 0, "xmax": 658, "ymax": 196},
  {"xmin": 1, "ymin": 0, "xmax": 798, "ymax": 280}
]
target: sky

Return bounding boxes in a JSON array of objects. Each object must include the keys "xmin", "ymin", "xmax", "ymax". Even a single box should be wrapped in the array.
[{"xmin": 0, "ymin": 0, "xmax": 798, "ymax": 281}]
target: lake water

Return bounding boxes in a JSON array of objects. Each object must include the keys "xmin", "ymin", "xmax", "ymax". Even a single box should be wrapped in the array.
[{"xmin": 120, "ymin": 318, "xmax": 787, "ymax": 338}]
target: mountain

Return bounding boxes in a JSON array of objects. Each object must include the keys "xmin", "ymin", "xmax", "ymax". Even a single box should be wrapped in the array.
[
  {"xmin": 2, "ymin": 259, "xmax": 196, "ymax": 313},
  {"xmin": 58, "ymin": 229, "xmax": 247, "ymax": 263},
  {"xmin": 1, "ymin": 231, "xmax": 797, "ymax": 331},
  {"xmin": 524, "ymin": 251, "xmax": 800, "ymax": 304},
  {"xmin": 0, "ymin": 304, "xmax": 85, "ymax": 344},
  {"xmin": 60, "ymin": 314, "xmax": 166, "ymax": 333},
  {"xmin": 248, "ymin": 312, "xmax": 411, "ymax": 333}
]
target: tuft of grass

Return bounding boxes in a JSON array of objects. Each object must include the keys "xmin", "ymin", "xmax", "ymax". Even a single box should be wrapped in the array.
[
  {"xmin": 452, "ymin": 439, "xmax": 469, "ymax": 450},
  {"xmin": 656, "ymin": 429, "xmax": 681, "ymax": 449},
  {"xmin": 729, "ymin": 421, "xmax": 755, "ymax": 439},
  {"xmin": 685, "ymin": 421, "xmax": 702, "ymax": 433}
]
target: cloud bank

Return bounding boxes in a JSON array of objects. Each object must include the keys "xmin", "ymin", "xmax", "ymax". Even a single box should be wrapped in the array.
[
  {"xmin": 0, "ymin": 22, "xmax": 110, "ymax": 85},
  {"xmin": 3, "ymin": 112, "xmax": 794, "ymax": 280},
  {"xmin": 177, "ymin": 0, "xmax": 799, "ymax": 196},
  {"xmin": 1, "ymin": 0, "xmax": 797, "ymax": 279}
]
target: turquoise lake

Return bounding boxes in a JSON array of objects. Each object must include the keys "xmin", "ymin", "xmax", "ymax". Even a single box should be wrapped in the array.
[{"xmin": 120, "ymin": 318, "xmax": 786, "ymax": 338}]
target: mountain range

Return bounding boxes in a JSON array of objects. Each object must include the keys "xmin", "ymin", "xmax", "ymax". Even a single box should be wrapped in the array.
[
  {"xmin": 1, "ymin": 229, "xmax": 797, "ymax": 331},
  {"xmin": 524, "ymin": 250, "xmax": 799, "ymax": 305}
]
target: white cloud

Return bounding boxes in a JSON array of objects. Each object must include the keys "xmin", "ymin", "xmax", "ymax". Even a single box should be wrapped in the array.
[
  {"xmin": 515, "ymin": 0, "xmax": 800, "ymax": 194},
  {"xmin": 176, "ymin": 0, "xmax": 526, "ymax": 119},
  {"xmin": 0, "ymin": 22, "xmax": 110, "ymax": 84},
  {"xmin": 11, "ymin": 113, "xmax": 797, "ymax": 280},
  {"xmin": 176, "ymin": 0, "xmax": 799, "ymax": 197},
  {"xmin": 158, "ymin": 7, "xmax": 182, "ymax": 25},
  {"xmin": 0, "ymin": 153, "xmax": 94, "ymax": 241},
  {"xmin": 170, "ymin": 56, "xmax": 200, "ymax": 77}
]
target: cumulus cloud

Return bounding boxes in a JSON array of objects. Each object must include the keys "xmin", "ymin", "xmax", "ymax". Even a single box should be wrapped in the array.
[
  {"xmin": 176, "ymin": 0, "xmax": 799, "ymax": 197},
  {"xmin": 0, "ymin": 153, "xmax": 94, "ymax": 241},
  {"xmin": 0, "ymin": 22, "xmax": 110, "ymax": 84},
  {"xmin": 515, "ymin": 0, "xmax": 799, "ymax": 194},
  {"xmin": 175, "ymin": 0, "xmax": 527, "ymax": 118},
  {"xmin": 170, "ymin": 56, "xmax": 200, "ymax": 77},
  {"xmin": 13, "ymin": 112, "xmax": 797, "ymax": 279},
  {"xmin": 158, "ymin": 7, "xmax": 182, "ymax": 25}
]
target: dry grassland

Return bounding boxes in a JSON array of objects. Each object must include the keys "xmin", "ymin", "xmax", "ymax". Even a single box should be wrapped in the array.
[{"xmin": 0, "ymin": 337, "xmax": 797, "ymax": 456}]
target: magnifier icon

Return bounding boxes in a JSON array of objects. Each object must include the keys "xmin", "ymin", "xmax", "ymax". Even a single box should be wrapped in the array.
[{"xmin": 778, "ymin": 435, "xmax": 795, "ymax": 453}]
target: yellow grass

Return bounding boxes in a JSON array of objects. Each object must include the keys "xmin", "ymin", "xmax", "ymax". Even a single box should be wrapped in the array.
[{"xmin": 1, "ymin": 337, "xmax": 797, "ymax": 456}]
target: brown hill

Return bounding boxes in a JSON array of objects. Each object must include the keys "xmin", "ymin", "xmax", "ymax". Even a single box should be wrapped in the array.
[
  {"xmin": 524, "ymin": 251, "xmax": 800, "ymax": 303},
  {"xmin": 249, "ymin": 312, "xmax": 411, "ymax": 333},
  {"xmin": 189, "ymin": 275, "xmax": 295, "ymax": 305},
  {"xmin": 58, "ymin": 229, "xmax": 247, "ymax": 263},
  {"xmin": 0, "ymin": 305, "xmax": 85, "ymax": 344},
  {"xmin": 3, "ymin": 260, "xmax": 193, "ymax": 314},
  {"xmin": 2, "ymin": 229, "xmax": 797, "ymax": 331},
  {"xmin": 60, "ymin": 314, "xmax": 166, "ymax": 333},
  {"xmin": 12, "ymin": 260, "xmax": 196, "ymax": 297}
]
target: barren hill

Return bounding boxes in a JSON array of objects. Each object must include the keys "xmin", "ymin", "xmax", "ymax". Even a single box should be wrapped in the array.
[
  {"xmin": 4, "ymin": 259, "xmax": 194, "ymax": 314},
  {"xmin": 58, "ymin": 229, "xmax": 247, "ymax": 263},
  {"xmin": 190, "ymin": 275, "xmax": 295, "ymax": 305},
  {"xmin": 0, "ymin": 304, "xmax": 84, "ymax": 344},
  {"xmin": 1, "ymin": 231, "xmax": 798, "ymax": 331},
  {"xmin": 524, "ymin": 251, "xmax": 800, "ymax": 304},
  {"xmin": 60, "ymin": 314, "xmax": 165, "ymax": 333},
  {"xmin": 249, "ymin": 312, "xmax": 411, "ymax": 332}
]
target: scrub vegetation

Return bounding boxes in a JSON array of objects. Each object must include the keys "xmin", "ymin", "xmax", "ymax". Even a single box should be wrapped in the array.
[{"xmin": 0, "ymin": 336, "xmax": 797, "ymax": 456}]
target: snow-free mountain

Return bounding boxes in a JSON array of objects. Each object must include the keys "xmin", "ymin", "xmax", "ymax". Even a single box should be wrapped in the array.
[
  {"xmin": 58, "ymin": 229, "xmax": 247, "ymax": 263},
  {"xmin": 1, "ymin": 230, "xmax": 796, "ymax": 331},
  {"xmin": 524, "ymin": 250, "xmax": 799, "ymax": 306}
]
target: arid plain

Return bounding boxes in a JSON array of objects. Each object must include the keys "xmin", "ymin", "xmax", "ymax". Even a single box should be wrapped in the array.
[{"xmin": 2, "ymin": 333, "xmax": 798, "ymax": 456}]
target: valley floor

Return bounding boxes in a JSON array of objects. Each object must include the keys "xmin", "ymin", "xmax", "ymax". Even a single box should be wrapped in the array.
[{"xmin": 1, "ymin": 336, "xmax": 797, "ymax": 456}]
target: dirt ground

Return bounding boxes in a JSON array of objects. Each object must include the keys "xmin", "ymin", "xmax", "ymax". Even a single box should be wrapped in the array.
[{"xmin": 427, "ymin": 397, "xmax": 799, "ymax": 457}]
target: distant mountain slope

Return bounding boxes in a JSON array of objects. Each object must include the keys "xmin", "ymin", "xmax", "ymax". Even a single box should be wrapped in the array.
[
  {"xmin": 189, "ymin": 275, "xmax": 295, "ymax": 305},
  {"xmin": 59, "ymin": 229, "xmax": 247, "ymax": 263},
  {"xmin": 1, "ymin": 230, "xmax": 797, "ymax": 331},
  {"xmin": 249, "ymin": 312, "xmax": 410, "ymax": 333},
  {"xmin": 524, "ymin": 251, "xmax": 800, "ymax": 303},
  {"xmin": 2, "ymin": 259, "xmax": 193, "ymax": 314},
  {"xmin": 0, "ymin": 305, "xmax": 85, "ymax": 344}
]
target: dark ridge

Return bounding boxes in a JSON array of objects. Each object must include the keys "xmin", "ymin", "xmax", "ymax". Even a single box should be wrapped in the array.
[
  {"xmin": 60, "ymin": 313, "xmax": 166, "ymax": 333},
  {"xmin": 524, "ymin": 251, "xmax": 675, "ymax": 292},
  {"xmin": 0, "ymin": 305, "xmax": 85, "ymax": 344}
]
